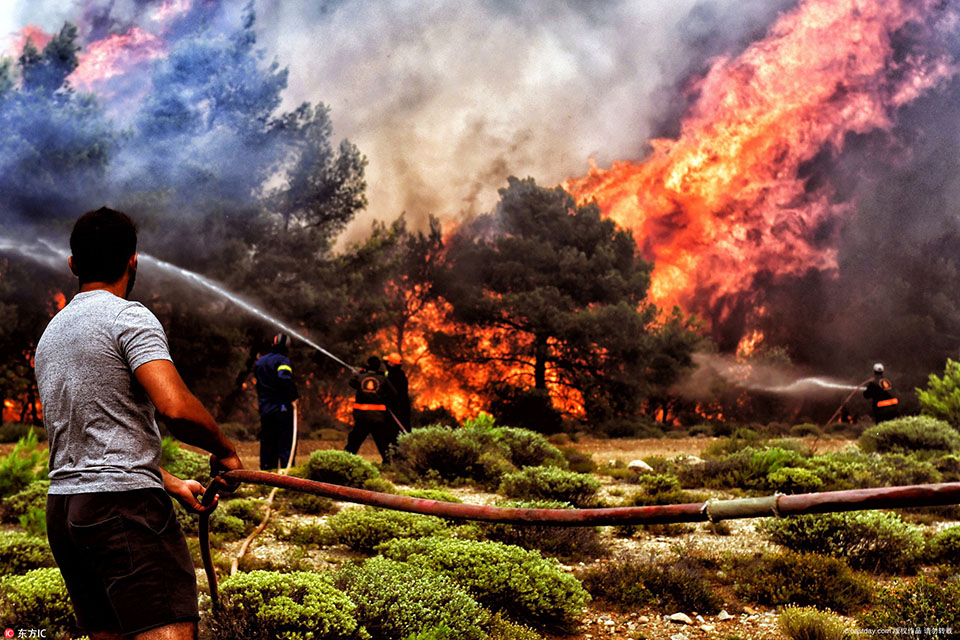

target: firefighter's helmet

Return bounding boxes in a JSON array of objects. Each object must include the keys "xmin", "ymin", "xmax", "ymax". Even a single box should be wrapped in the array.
[
  {"xmin": 874, "ymin": 363, "xmax": 884, "ymax": 375},
  {"xmin": 272, "ymin": 333, "xmax": 290, "ymax": 351},
  {"xmin": 384, "ymin": 353, "xmax": 402, "ymax": 366}
]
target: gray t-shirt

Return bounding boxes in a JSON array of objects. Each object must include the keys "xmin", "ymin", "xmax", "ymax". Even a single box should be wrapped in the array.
[{"xmin": 35, "ymin": 290, "xmax": 172, "ymax": 494}]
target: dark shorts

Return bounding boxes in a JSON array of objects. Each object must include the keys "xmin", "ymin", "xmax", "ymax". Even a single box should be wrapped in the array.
[{"xmin": 46, "ymin": 488, "xmax": 199, "ymax": 635}]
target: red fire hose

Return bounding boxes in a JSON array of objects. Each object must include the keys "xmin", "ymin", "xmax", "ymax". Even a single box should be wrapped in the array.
[{"xmin": 198, "ymin": 471, "xmax": 960, "ymax": 611}]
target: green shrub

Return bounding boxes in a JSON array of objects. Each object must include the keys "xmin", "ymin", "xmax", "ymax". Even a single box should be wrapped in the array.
[
  {"xmin": 802, "ymin": 453, "xmax": 874, "ymax": 491},
  {"xmin": 927, "ymin": 525, "xmax": 960, "ymax": 565},
  {"xmin": 637, "ymin": 473, "xmax": 680, "ymax": 493},
  {"xmin": 702, "ymin": 429, "xmax": 765, "ymax": 457},
  {"xmin": 279, "ymin": 490, "xmax": 337, "ymax": 515},
  {"xmin": 934, "ymin": 453, "xmax": 960, "ymax": 481},
  {"xmin": 580, "ymin": 556, "xmax": 723, "ymax": 614},
  {"xmin": 0, "ymin": 422, "xmax": 45, "ymax": 443},
  {"xmin": 870, "ymin": 453, "xmax": 942, "ymax": 486},
  {"xmin": 174, "ymin": 501, "xmax": 247, "ymax": 539},
  {"xmin": 213, "ymin": 570, "xmax": 365, "ymax": 640},
  {"xmin": 278, "ymin": 521, "xmax": 330, "ymax": 547},
  {"xmin": 378, "ymin": 537, "xmax": 589, "ymax": 629},
  {"xmin": 761, "ymin": 512, "xmax": 923, "ymax": 574},
  {"xmin": 0, "ymin": 530, "xmax": 55, "ymax": 574},
  {"xmin": 160, "ymin": 437, "xmax": 211, "ymax": 484},
  {"xmin": 732, "ymin": 551, "xmax": 872, "ymax": 614},
  {"xmin": 403, "ymin": 488, "xmax": 462, "ymax": 503},
  {"xmin": 859, "ymin": 416, "xmax": 960, "ymax": 454},
  {"xmin": 0, "ymin": 479, "xmax": 49, "ymax": 523},
  {"xmin": 484, "ymin": 613, "xmax": 545, "ymax": 640},
  {"xmin": 306, "ymin": 449, "xmax": 380, "ymax": 488},
  {"xmin": 334, "ymin": 557, "xmax": 488, "ymax": 640},
  {"xmin": 777, "ymin": 605, "xmax": 847, "ymax": 640},
  {"xmin": 559, "ymin": 446, "xmax": 595, "ymax": 474},
  {"xmin": 391, "ymin": 426, "xmax": 511, "ymax": 485},
  {"xmin": 361, "ymin": 476, "xmax": 396, "ymax": 493},
  {"xmin": 767, "ymin": 467, "xmax": 823, "ymax": 494},
  {"xmin": 679, "ymin": 445, "xmax": 804, "ymax": 491},
  {"xmin": 859, "ymin": 575, "xmax": 960, "ymax": 627},
  {"xmin": 0, "ymin": 430, "xmax": 48, "ymax": 498},
  {"xmin": 789, "ymin": 423, "xmax": 822, "ymax": 438},
  {"xmin": 222, "ymin": 497, "xmax": 265, "ymax": 523},
  {"xmin": 916, "ymin": 357, "xmax": 960, "ymax": 428},
  {"xmin": 323, "ymin": 507, "xmax": 449, "ymax": 553},
  {"xmin": 491, "ymin": 427, "xmax": 567, "ymax": 469},
  {"xmin": 0, "ymin": 568, "xmax": 78, "ymax": 640},
  {"xmin": 498, "ymin": 466, "xmax": 600, "ymax": 507},
  {"xmin": 476, "ymin": 500, "xmax": 607, "ymax": 561}
]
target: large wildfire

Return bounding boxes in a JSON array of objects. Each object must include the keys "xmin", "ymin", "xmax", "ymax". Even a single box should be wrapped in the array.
[{"xmin": 3, "ymin": 0, "xmax": 960, "ymax": 424}]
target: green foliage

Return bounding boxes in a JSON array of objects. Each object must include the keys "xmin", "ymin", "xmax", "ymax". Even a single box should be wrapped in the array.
[
  {"xmin": 637, "ymin": 473, "xmax": 680, "ymax": 493},
  {"xmin": 0, "ymin": 430, "xmax": 48, "ymax": 498},
  {"xmin": 19, "ymin": 506, "xmax": 47, "ymax": 537},
  {"xmin": 580, "ymin": 556, "xmax": 723, "ymax": 614},
  {"xmin": 0, "ymin": 568, "xmax": 78, "ymax": 640},
  {"xmin": 732, "ymin": 551, "xmax": 872, "ymax": 614},
  {"xmin": 222, "ymin": 497, "xmax": 265, "ymax": 523},
  {"xmin": 491, "ymin": 427, "xmax": 568, "ymax": 469},
  {"xmin": 761, "ymin": 512, "xmax": 923, "ymax": 574},
  {"xmin": 323, "ymin": 507, "xmax": 449, "ymax": 553},
  {"xmin": 859, "ymin": 415, "xmax": 960, "ymax": 454},
  {"xmin": 777, "ymin": 606, "xmax": 847, "ymax": 640},
  {"xmin": 558, "ymin": 446, "xmax": 595, "ymax": 473},
  {"xmin": 279, "ymin": 490, "xmax": 337, "ymax": 515},
  {"xmin": 484, "ymin": 614, "xmax": 545, "ymax": 640},
  {"xmin": 859, "ymin": 575, "xmax": 960, "ymax": 627},
  {"xmin": 0, "ymin": 422, "xmax": 45, "ymax": 443},
  {"xmin": 766, "ymin": 467, "xmax": 824, "ymax": 494},
  {"xmin": 334, "ymin": 556, "xmax": 488, "ymax": 640},
  {"xmin": 378, "ymin": 537, "xmax": 589, "ymax": 629},
  {"xmin": 0, "ymin": 479, "xmax": 48, "ymax": 523},
  {"xmin": 403, "ymin": 488, "xmax": 463, "ymax": 503},
  {"xmin": 789, "ymin": 423, "xmax": 823, "ymax": 438},
  {"xmin": 160, "ymin": 437, "xmax": 211, "ymax": 484},
  {"xmin": 916, "ymin": 358, "xmax": 960, "ymax": 428},
  {"xmin": 306, "ymin": 449, "xmax": 380, "ymax": 488},
  {"xmin": 498, "ymin": 466, "xmax": 600, "ymax": 507},
  {"xmin": 214, "ymin": 570, "xmax": 365, "ymax": 640},
  {"xmin": 476, "ymin": 500, "xmax": 607, "ymax": 561},
  {"xmin": 391, "ymin": 425, "xmax": 513, "ymax": 486},
  {"xmin": 927, "ymin": 525, "xmax": 960, "ymax": 565},
  {"xmin": 0, "ymin": 530, "xmax": 55, "ymax": 574},
  {"xmin": 679, "ymin": 445, "xmax": 804, "ymax": 492}
]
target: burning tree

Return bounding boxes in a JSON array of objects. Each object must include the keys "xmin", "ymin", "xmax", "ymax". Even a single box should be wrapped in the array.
[{"xmin": 434, "ymin": 177, "xmax": 701, "ymax": 427}]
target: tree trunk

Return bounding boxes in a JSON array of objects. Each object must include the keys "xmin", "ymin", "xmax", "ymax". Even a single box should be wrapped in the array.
[{"xmin": 534, "ymin": 334, "xmax": 548, "ymax": 390}]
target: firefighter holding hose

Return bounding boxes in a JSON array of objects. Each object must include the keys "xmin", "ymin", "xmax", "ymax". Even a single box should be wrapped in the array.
[
  {"xmin": 863, "ymin": 362, "xmax": 899, "ymax": 423},
  {"xmin": 254, "ymin": 333, "xmax": 299, "ymax": 470},
  {"xmin": 345, "ymin": 355, "xmax": 399, "ymax": 462}
]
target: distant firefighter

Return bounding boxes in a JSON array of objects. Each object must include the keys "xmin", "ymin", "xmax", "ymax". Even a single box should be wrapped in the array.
[
  {"xmin": 863, "ymin": 363, "xmax": 899, "ymax": 423},
  {"xmin": 346, "ymin": 356, "xmax": 399, "ymax": 463},
  {"xmin": 384, "ymin": 352, "xmax": 411, "ymax": 432},
  {"xmin": 254, "ymin": 333, "xmax": 300, "ymax": 470}
]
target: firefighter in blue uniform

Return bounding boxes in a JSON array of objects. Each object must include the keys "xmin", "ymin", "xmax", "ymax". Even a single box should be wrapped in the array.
[
  {"xmin": 345, "ymin": 356, "xmax": 398, "ymax": 463},
  {"xmin": 863, "ymin": 362, "xmax": 899, "ymax": 424},
  {"xmin": 254, "ymin": 334, "xmax": 300, "ymax": 469}
]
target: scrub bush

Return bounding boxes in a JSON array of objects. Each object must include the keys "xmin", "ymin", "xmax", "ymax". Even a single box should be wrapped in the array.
[
  {"xmin": 766, "ymin": 467, "xmax": 823, "ymax": 494},
  {"xmin": 859, "ymin": 575, "xmax": 960, "ymax": 627},
  {"xmin": 927, "ymin": 525, "xmax": 960, "ymax": 565},
  {"xmin": 870, "ymin": 453, "xmax": 941, "ymax": 486},
  {"xmin": 679, "ymin": 446, "xmax": 804, "ymax": 491},
  {"xmin": 391, "ymin": 425, "xmax": 511, "ymax": 485},
  {"xmin": 222, "ymin": 497, "xmax": 265, "ymax": 523},
  {"xmin": 160, "ymin": 437, "xmax": 211, "ymax": 484},
  {"xmin": 732, "ymin": 551, "xmax": 872, "ymax": 614},
  {"xmin": 323, "ymin": 507, "xmax": 449, "ymax": 553},
  {"xmin": 559, "ymin": 446, "xmax": 595, "ymax": 473},
  {"xmin": 761, "ymin": 512, "xmax": 923, "ymax": 573},
  {"xmin": 378, "ymin": 537, "xmax": 590, "ymax": 629},
  {"xmin": 580, "ymin": 556, "xmax": 723, "ymax": 614},
  {"xmin": 476, "ymin": 500, "xmax": 607, "ymax": 561},
  {"xmin": 213, "ymin": 570, "xmax": 365, "ymax": 640},
  {"xmin": 279, "ymin": 490, "xmax": 337, "ymax": 515},
  {"xmin": 777, "ymin": 606, "xmax": 847, "ymax": 640},
  {"xmin": 0, "ymin": 430, "xmax": 48, "ymax": 498},
  {"xmin": 333, "ymin": 556, "xmax": 488, "ymax": 640},
  {"xmin": 859, "ymin": 416, "xmax": 960, "ymax": 454},
  {"xmin": 305, "ymin": 449, "xmax": 380, "ymax": 488},
  {"xmin": 0, "ymin": 479, "xmax": 48, "ymax": 523},
  {"xmin": 916, "ymin": 357, "xmax": 960, "ymax": 428},
  {"xmin": 491, "ymin": 427, "xmax": 567, "ymax": 469},
  {"xmin": 0, "ymin": 530, "xmax": 55, "ymax": 574},
  {"xmin": 403, "ymin": 488, "xmax": 462, "ymax": 502},
  {"xmin": 0, "ymin": 568, "xmax": 78, "ymax": 640},
  {"xmin": 498, "ymin": 466, "xmax": 600, "ymax": 507}
]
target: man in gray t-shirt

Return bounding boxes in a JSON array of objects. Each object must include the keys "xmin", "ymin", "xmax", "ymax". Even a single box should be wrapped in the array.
[{"xmin": 34, "ymin": 207, "xmax": 242, "ymax": 640}]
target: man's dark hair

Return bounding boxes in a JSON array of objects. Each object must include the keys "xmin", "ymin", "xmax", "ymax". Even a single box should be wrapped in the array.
[
  {"xmin": 366, "ymin": 356, "xmax": 382, "ymax": 372},
  {"xmin": 70, "ymin": 207, "xmax": 138, "ymax": 284}
]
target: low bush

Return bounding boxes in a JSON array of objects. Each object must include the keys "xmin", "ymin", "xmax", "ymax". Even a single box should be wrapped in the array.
[
  {"xmin": 580, "ymin": 556, "xmax": 723, "ymax": 614},
  {"xmin": 391, "ymin": 426, "xmax": 511, "ymax": 486},
  {"xmin": 174, "ymin": 501, "xmax": 246, "ymax": 539},
  {"xmin": 0, "ymin": 530, "xmax": 55, "ymax": 574},
  {"xmin": 279, "ymin": 490, "xmax": 337, "ymax": 515},
  {"xmin": 222, "ymin": 497, "xmax": 265, "ymax": 523},
  {"xmin": 0, "ymin": 568, "xmax": 78, "ymax": 640},
  {"xmin": 777, "ymin": 605, "xmax": 847, "ymax": 640},
  {"xmin": 323, "ymin": 507, "xmax": 449, "ymax": 553},
  {"xmin": 378, "ymin": 537, "xmax": 589, "ymax": 630},
  {"xmin": 476, "ymin": 500, "xmax": 607, "ymax": 561},
  {"xmin": 278, "ymin": 521, "xmax": 329, "ymax": 547},
  {"xmin": 403, "ymin": 488, "xmax": 462, "ymax": 503},
  {"xmin": 0, "ymin": 430, "xmax": 48, "ymax": 498},
  {"xmin": 870, "ymin": 453, "xmax": 941, "ymax": 487},
  {"xmin": 859, "ymin": 416, "xmax": 960, "ymax": 454},
  {"xmin": 160, "ymin": 437, "xmax": 211, "ymax": 484},
  {"xmin": 305, "ymin": 449, "xmax": 380, "ymax": 488},
  {"xmin": 732, "ymin": 551, "xmax": 872, "ymax": 614},
  {"xmin": 484, "ymin": 613, "xmax": 545, "ymax": 640},
  {"xmin": 859, "ymin": 575, "xmax": 960, "ymax": 627},
  {"xmin": 498, "ymin": 466, "xmax": 600, "ymax": 507},
  {"xmin": 333, "ymin": 556, "xmax": 488, "ymax": 640},
  {"xmin": 766, "ymin": 467, "xmax": 823, "ymax": 494},
  {"xmin": 492, "ymin": 427, "xmax": 567, "ymax": 469},
  {"xmin": 0, "ymin": 479, "xmax": 49, "ymax": 523},
  {"xmin": 213, "ymin": 570, "xmax": 365, "ymax": 640},
  {"xmin": 559, "ymin": 446, "xmax": 595, "ymax": 474},
  {"xmin": 927, "ymin": 525, "xmax": 960, "ymax": 565},
  {"xmin": 761, "ymin": 512, "xmax": 923, "ymax": 574},
  {"xmin": 679, "ymin": 445, "xmax": 804, "ymax": 492},
  {"xmin": 789, "ymin": 423, "xmax": 822, "ymax": 438},
  {"xmin": 701, "ymin": 428, "xmax": 766, "ymax": 457}
]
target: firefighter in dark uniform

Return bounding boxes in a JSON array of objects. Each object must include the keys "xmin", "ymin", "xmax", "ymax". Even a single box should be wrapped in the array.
[
  {"xmin": 346, "ymin": 356, "xmax": 398, "ymax": 462},
  {"xmin": 254, "ymin": 334, "xmax": 299, "ymax": 469},
  {"xmin": 384, "ymin": 353, "xmax": 411, "ymax": 432},
  {"xmin": 863, "ymin": 362, "xmax": 899, "ymax": 423}
]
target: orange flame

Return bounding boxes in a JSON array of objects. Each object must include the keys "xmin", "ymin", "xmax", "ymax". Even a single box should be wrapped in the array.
[
  {"xmin": 566, "ymin": 0, "xmax": 956, "ymax": 330},
  {"xmin": 70, "ymin": 27, "xmax": 166, "ymax": 90},
  {"xmin": 9, "ymin": 25, "xmax": 52, "ymax": 55}
]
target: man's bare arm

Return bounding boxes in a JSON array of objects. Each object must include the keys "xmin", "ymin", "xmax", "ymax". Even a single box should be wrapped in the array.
[{"xmin": 135, "ymin": 359, "xmax": 240, "ymax": 467}]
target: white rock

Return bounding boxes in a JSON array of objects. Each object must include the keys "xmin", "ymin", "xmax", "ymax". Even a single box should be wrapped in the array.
[
  {"xmin": 639, "ymin": 615, "xmax": 650, "ymax": 623},
  {"xmin": 700, "ymin": 624, "xmax": 716, "ymax": 632},
  {"xmin": 670, "ymin": 634, "xmax": 688, "ymax": 640},
  {"xmin": 667, "ymin": 613, "xmax": 694, "ymax": 625},
  {"xmin": 696, "ymin": 615, "xmax": 705, "ymax": 623},
  {"xmin": 628, "ymin": 459, "xmax": 655, "ymax": 474},
  {"xmin": 717, "ymin": 610, "xmax": 734, "ymax": 621}
]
